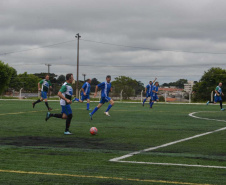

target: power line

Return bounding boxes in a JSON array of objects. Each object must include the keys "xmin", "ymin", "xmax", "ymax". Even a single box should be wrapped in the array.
[
  {"xmin": 0, "ymin": 40, "xmax": 76, "ymax": 56},
  {"xmin": 2, "ymin": 37, "xmax": 226, "ymax": 56},
  {"xmin": 80, "ymin": 39, "xmax": 226, "ymax": 55}
]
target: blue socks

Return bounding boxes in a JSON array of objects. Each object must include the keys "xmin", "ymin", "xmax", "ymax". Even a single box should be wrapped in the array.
[
  {"xmin": 143, "ymin": 99, "xmax": 146, "ymax": 104},
  {"xmin": 73, "ymin": 98, "xmax": 79, "ymax": 102},
  {"xmin": 91, "ymin": 107, "xmax": 99, "ymax": 115},
  {"xmin": 87, "ymin": 103, "xmax": 90, "ymax": 110},
  {"xmin": 105, "ymin": 104, "xmax": 112, "ymax": 112},
  {"xmin": 150, "ymin": 102, "xmax": 154, "ymax": 108}
]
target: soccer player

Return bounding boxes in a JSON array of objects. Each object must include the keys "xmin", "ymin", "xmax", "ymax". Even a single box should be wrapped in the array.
[
  {"xmin": 150, "ymin": 81, "xmax": 159, "ymax": 108},
  {"xmin": 207, "ymin": 82, "xmax": 224, "ymax": 111},
  {"xmin": 32, "ymin": 74, "xmax": 52, "ymax": 111},
  {"xmin": 45, "ymin": 73, "xmax": 74, "ymax": 135},
  {"xmin": 89, "ymin": 75, "xmax": 114, "ymax": 120},
  {"xmin": 142, "ymin": 78, "xmax": 157, "ymax": 106},
  {"xmin": 73, "ymin": 78, "xmax": 92, "ymax": 110}
]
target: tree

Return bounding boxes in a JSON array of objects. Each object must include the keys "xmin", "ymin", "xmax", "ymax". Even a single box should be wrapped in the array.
[
  {"xmin": 33, "ymin": 73, "xmax": 57, "ymax": 83},
  {"xmin": 56, "ymin": 75, "xmax": 65, "ymax": 85},
  {"xmin": 162, "ymin": 79, "xmax": 188, "ymax": 88},
  {"xmin": 8, "ymin": 68, "xmax": 20, "ymax": 91},
  {"xmin": 17, "ymin": 72, "xmax": 41, "ymax": 92},
  {"xmin": 90, "ymin": 78, "xmax": 100, "ymax": 92},
  {"xmin": 111, "ymin": 76, "xmax": 144, "ymax": 99},
  {"xmin": 0, "ymin": 61, "xmax": 14, "ymax": 94},
  {"xmin": 192, "ymin": 67, "xmax": 226, "ymax": 102}
]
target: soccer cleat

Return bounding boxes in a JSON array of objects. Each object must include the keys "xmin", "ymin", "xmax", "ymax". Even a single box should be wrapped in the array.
[
  {"xmin": 45, "ymin": 112, "xmax": 51, "ymax": 121},
  {"xmin": 221, "ymin": 108, "xmax": 225, "ymax": 111},
  {"xmin": 64, "ymin": 131, "xmax": 73, "ymax": 135},
  {"xmin": 87, "ymin": 109, "xmax": 92, "ymax": 111},
  {"xmin": 48, "ymin": 107, "xmax": 52, "ymax": 111},
  {"xmin": 206, "ymin": 101, "xmax": 209, "ymax": 105},
  {"xmin": 89, "ymin": 113, "xmax": 93, "ymax": 120},
  {"xmin": 104, "ymin": 112, "xmax": 110, "ymax": 116},
  {"xmin": 32, "ymin": 102, "xmax": 35, "ymax": 108}
]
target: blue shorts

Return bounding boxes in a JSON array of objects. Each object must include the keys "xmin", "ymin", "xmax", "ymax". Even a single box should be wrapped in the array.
[
  {"xmin": 146, "ymin": 93, "xmax": 151, "ymax": 98},
  {"xmin": 61, "ymin": 105, "xmax": 72, "ymax": 115},
  {"xmin": 214, "ymin": 96, "xmax": 222, "ymax": 102},
  {"xmin": 100, "ymin": 96, "xmax": 111, "ymax": 104},
  {"xmin": 41, "ymin": 91, "xmax": 47, "ymax": 99},
  {"xmin": 81, "ymin": 94, "xmax": 90, "ymax": 101},
  {"xmin": 152, "ymin": 95, "xmax": 159, "ymax": 101}
]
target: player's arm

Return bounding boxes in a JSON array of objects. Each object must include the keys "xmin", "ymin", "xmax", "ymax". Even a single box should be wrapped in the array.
[
  {"xmin": 49, "ymin": 81, "xmax": 52, "ymax": 89},
  {"xmin": 81, "ymin": 88, "xmax": 86, "ymax": 95},
  {"xmin": 215, "ymin": 90, "xmax": 219, "ymax": 96},
  {"xmin": 38, "ymin": 80, "xmax": 43, "ymax": 91},
  {"xmin": 93, "ymin": 85, "xmax": 99, "ymax": 97},
  {"xmin": 153, "ymin": 77, "xmax": 157, "ymax": 84},
  {"xmin": 145, "ymin": 87, "xmax": 147, "ymax": 94},
  {"xmin": 58, "ymin": 86, "xmax": 72, "ymax": 104},
  {"xmin": 81, "ymin": 83, "xmax": 87, "ymax": 95}
]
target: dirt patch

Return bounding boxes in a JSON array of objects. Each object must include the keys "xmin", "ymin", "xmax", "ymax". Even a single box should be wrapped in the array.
[{"xmin": 0, "ymin": 136, "xmax": 138, "ymax": 151}]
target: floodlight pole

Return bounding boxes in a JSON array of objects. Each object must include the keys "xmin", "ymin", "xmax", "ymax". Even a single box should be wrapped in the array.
[
  {"xmin": 82, "ymin": 74, "xmax": 86, "ymax": 82},
  {"xmin": 75, "ymin": 33, "xmax": 81, "ymax": 97},
  {"xmin": 45, "ymin": 64, "xmax": 51, "ymax": 74}
]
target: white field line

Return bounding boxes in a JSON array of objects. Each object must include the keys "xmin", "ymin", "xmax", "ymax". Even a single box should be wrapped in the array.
[
  {"xmin": 109, "ymin": 111, "xmax": 226, "ymax": 169},
  {"xmin": 0, "ymin": 99, "xmax": 224, "ymax": 105},
  {"xmin": 115, "ymin": 161, "xmax": 226, "ymax": 169}
]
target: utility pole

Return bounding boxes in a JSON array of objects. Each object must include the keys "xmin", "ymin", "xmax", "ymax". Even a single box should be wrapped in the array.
[
  {"xmin": 45, "ymin": 64, "xmax": 51, "ymax": 74},
  {"xmin": 75, "ymin": 33, "xmax": 81, "ymax": 97},
  {"xmin": 82, "ymin": 74, "xmax": 86, "ymax": 82}
]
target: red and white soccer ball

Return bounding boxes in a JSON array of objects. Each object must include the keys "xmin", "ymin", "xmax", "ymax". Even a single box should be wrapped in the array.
[{"xmin": 90, "ymin": 127, "xmax": 98, "ymax": 135}]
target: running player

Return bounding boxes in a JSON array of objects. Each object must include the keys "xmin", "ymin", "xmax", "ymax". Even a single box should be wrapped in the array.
[
  {"xmin": 32, "ymin": 74, "xmax": 52, "ymax": 111},
  {"xmin": 73, "ymin": 78, "xmax": 92, "ymax": 110},
  {"xmin": 209, "ymin": 82, "xmax": 224, "ymax": 110},
  {"xmin": 89, "ymin": 75, "xmax": 114, "ymax": 120},
  {"xmin": 45, "ymin": 73, "xmax": 74, "ymax": 135},
  {"xmin": 150, "ymin": 82, "xmax": 159, "ymax": 108},
  {"xmin": 142, "ymin": 78, "xmax": 157, "ymax": 106}
]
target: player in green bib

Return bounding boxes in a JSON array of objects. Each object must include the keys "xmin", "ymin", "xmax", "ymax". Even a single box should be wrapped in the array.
[
  {"xmin": 32, "ymin": 74, "xmax": 52, "ymax": 111},
  {"xmin": 207, "ymin": 82, "xmax": 224, "ymax": 110},
  {"xmin": 45, "ymin": 73, "xmax": 74, "ymax": 135}
]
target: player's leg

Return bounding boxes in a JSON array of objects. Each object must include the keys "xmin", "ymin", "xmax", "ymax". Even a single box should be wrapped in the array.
[
  {"xmin": 32, "ymin": 93, "xmax": 44, "ymax": 108},
  {"xmin": 89, "ymin": 100, "xmax": 104, "ymax": 120},
  {"xmin": 73, "ymin": 97, "xmax": 83, "ymax": 103},
  {"xmin": 104, "ymin": 98, "xmax": 114, "ymax": 116},
  {"xmin": 150, "ymin": 96, "xmax": 155, "ymax": 108},
  {"xmin": 87, "ymin": 98, "xmax": 91, "ymax": 111},
  {"xmin": 142, "ymin": 94, "xmax": 148, "ymax": 106},
  {"xmin": 63, "ymin": 105, "xmax": 73, "ymax": 134},
  {"xmin": 44, "ymin": 98, "xmax": 52, "ymax": 111},
  {"xmin": 46, "ymin": 105, "xmax": 66, "ymax": 121}
]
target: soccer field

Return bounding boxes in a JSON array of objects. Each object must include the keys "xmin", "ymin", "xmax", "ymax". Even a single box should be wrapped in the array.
[{"xmin": 0, "ymin": 100, "xmax": 226, "ymax": 185}]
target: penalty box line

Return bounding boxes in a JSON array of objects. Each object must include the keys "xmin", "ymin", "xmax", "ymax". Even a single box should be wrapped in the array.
[{"xmin": 110, "ymin": 112, "xmax": 226, "ymax": 169}]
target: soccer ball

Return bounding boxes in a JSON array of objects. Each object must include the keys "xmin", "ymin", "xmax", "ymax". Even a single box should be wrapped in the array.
[{"xmin": 90, "ymin": 127, "xmax": 98, "ymax": 135}]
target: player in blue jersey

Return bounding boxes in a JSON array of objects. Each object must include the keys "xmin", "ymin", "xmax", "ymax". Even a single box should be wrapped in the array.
[
  {"xmin": 207, "ymin": 82, "xmax": 224, "ymax": 110},
  {"xmin": 150, "ymin": 82, "xmax": 159, "ymax": 108},
  {"xmin": 142, "ymin": 78, "xmax": 157, "ymax": 106},
  {"xmin": 89, "ymin": 75, "xmax": 114, "ymax": 120},
  {"xmin": 72, "ymin": 78, "xmax": 92, "ymax": 110}
]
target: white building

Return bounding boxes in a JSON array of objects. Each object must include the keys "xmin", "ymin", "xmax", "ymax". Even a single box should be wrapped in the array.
[{"xmin": 184, "ymin": 81, "xmax": 194, "ymax": 92}]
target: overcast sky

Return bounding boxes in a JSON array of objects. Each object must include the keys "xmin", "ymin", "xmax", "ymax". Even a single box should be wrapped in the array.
[{"xmin": 1, "ymin": 0, "xmax": 226, "ymax": 85}]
